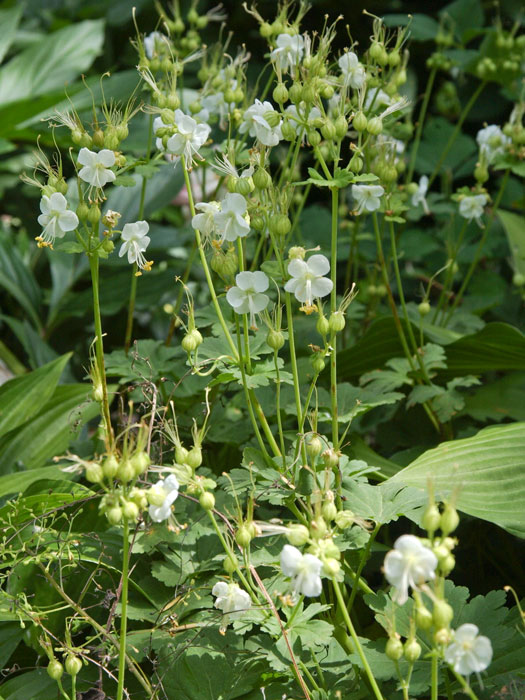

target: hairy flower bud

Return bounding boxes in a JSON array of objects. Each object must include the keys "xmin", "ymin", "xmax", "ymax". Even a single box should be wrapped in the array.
[
  {"xmin": 47, "ymin": 660, "xmax": 64, "ymax": 681},
  {"xmin": 404, "ymin": 639, "xmax": 422, "ymax": 662},
  {"xmin": 433, "ymin": 600, "xmax": 454, "ymax": 628},
  {"xmin": 385, "ymin": 637, "xmax": 403, "ymax": 660},
  {"xmin": 186, "ymin": 446, "xmax": 203, "ymax": 469},
  {"xmin": 182, "ymin": 329, "xmax": 203, "ymax": 353},
  {"xmin": 85, "ymin": 463, "xmax": 103, "ymax": 484},
  {"xmin": 200, "ymin": 491, "xmax": 215, "ymax": 511},
  {"xmin": 267, "ymin": 329, "xmax": 285, "ymax": 350},
  {"xmin": 65, "ymin": 655, "xmax": 82, "ymax": 676},
  {"xmin": 440, "ymin": 504, "xmax": 460, "ymax": 535}
]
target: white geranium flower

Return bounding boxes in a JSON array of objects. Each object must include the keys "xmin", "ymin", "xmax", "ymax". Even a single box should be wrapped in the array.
[
  {"xmin": 78, "ymin": 148, "xmax": 116, "ymax": 188},
  {"xmin": 214, "ymin": 193, "xmax": 250, "ymax": 242},
  {"xmin": 148, "ymin": 474, "xmax": 179, "ymax": 522},
  {"xmin": 284, "ymin": 254, "xmax": 333, "ymax": 308},
  {"xmin": 153, "ymin": 115, "xmax": 171, "ymax": 152},
  {"xmin": 476, "ymin": 124, "xmax": 510, "ymax": 164},
  {"xmin": 411, "ymin": 175, "xmax": 430, "ymax": 215},
  {"xmin": 118, "ymin": 220, "xmax": 153, "ymax": 272},
  {"xmin": 271, "ymin": 33, "xmax": 304, "ymax": 73},
  {"xmin": 364, "ymin": 87, "xmax": 391, "ymax": 111},
  {"xmin": 239, "ymin": 99, "xmax": 282, "ymax": 147},
  {"xmin": 459, "ymin": 194, "xmax": 487, "ymax": 227},
  {"xmin": 352, "ymin": 184, "xmax": 384, "ymax": 214},
  {"xmin": 284, "ymin": 104, "xmax": 322, "ymax": 138},
  {"xmin": 226, "ymin": 271, "xmax": 269, "ymax": 328},
  {"xmin": 212, "ymin": 581, "xmax": 251, "ymax": 619},
  {"xmin": 166, "ymin": 110, "xmax": 211, "ymax": 166},
  {"xmin": 384, "ymin": 534, "xmax": 438, "ymax": 605},
  {"xmin": 338, "ymin": 51, "xmax": 366, "ymax": 89},
  {"xmin": 191, "ymin": 201, "xmax": 220, "ymax": 236},
  {"xmin": 444, "ymin": 624, "xmax": 493, "ymax": 677},
  {"xmin": 36, "ymin": 192, "xmax": 78, "ymax": 247},
  {"xmin": 280, "ymin": 544, "xmax": 323, "ymax": 597},
  {"xmin": 144, "ymin": 31, "xmax": 168, "ymax": 59}
]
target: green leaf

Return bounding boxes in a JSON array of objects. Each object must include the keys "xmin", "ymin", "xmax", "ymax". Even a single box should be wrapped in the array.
[
  {"xmin": 440, "ymin": 0, "xmax": 484, "ymax": 41},
  {"xmin": 0, "ymin": 6, "xmax": 23, "ymax": 64},
  {"xmin": 316, "ymin": 383, "xmax": 403, "ymax": 424},
  {"xmin": 461, "ymin": 372, "xmax": 525, "ymax": 423},
  {"xmin": 383, "ymin": 13, "xmax": 440, "ymax": 41},
  {"xmin": 0, "ymin": 238, "xmax": 42, "ymax": 330},
  {"xmin": 0, "ymin": 354, "xmax": 71, "ymax": 439},
  {"xmin": 0, "ymin": 384, "xmax": 99, "ymax": 473},
  {"xmin": 113, "ymin": 174, "xmax": 137, "ymax": 187},
  {"xmin": 0, "ymin": 20, "xmax": 104, "ymax": 105},
  {"xmin": 0, "ymin": 465, "xmax": 75, "ymax": 498},
  {"xmin": 53, "ymin": 241, "xmax": 84, "ymax": 254},
  {"xmin": 498, "ymin": 209, "xmax": 525, "ymax": 277},
  {"xmin": 390, "ymin": 422, "xmax": 525, "ymax": 536},
  {"xmin": 341, "ymin": 480, "xmax": 427, "ymax": 524}
]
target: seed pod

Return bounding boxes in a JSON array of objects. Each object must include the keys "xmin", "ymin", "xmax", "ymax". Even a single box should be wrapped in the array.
[
  {"xmin": 166, "ymin": 94, "xmax": 180, "ymax": 110},
  {"xmin": 253, "ymin": 168, "xmax": 272, "ymax": 190},
  {"xmin": 269, "ymin": 214, "xmax": 292, "ymax": 237},
  {"xmin": 353, "ymin": 111, "xmax": 368, "ymax": 132},
  {"xmin": 422, "ymin": 503, "xmax": 441, "ymax": 531},
  {"xmin": 322, "ymin": 501, "xmax": 338, "ymax": 522},
  {"xmin": 47, "ymin": 660, "xmax": 64, "ymax": 680},
  {"xmin": 92, "ymin": 129, "xmax": 105, "ymax": 148},
  {"xmin": 334, "ymin": 115, "xmax": 348, "ymax": 139},
  {"xmin": 235, "ymin": 177, "xmax": 254, "ymax": 196},
  {"xmin": 101, "ymin": 239, "xmax": 114, "ymax": 254},
  {"xmin": 367, "ymin": 117, "xmax": 383, "ymax": 135},
  {"xmin": 307, "ymin": 129, "xmax": 321, "ymax": 147},
  {"xmin": 117, "ymin": 458, "xmax": 135, "ymax": 483},
  {"xmin": 310, "ymin": 517, "xmax": 327, "ymax": 539},
  {"xmin": 235, "ymin": 525, "xmax": 252, "ymax": 547},
  {"xmin": 404, "ymin": 639, "xmax": 422, "ymax": 662},
  {"xmin": 106, "ymin": 506, "xmax": 123, "ymax": 525},
  {"xmin": 182, "ymin": 329, "xmax": 203, "ymax": 353},
  {"xmin": 224, "ymin": 555, "xmax": 237, "ymax": 573},
  {"xmin": 329, "ymin": 311, "xmax": 346, "ymax": 333},
  {"xmin": 321, "ymin": 119, "xmax": 336, "ymax": 140},
  {"xmin": 323, "ymin": 557, "xmax": 340, "ymax": 576},
  {"xmin": 87, "ymin": 205, "xmax": 101, "ymax": 225},
  {"xmin": 65, "ymin": 654, "xmax": 82, "ymax": 676},
  {"xmin": 385, "ymin": 637, "xmax": 403, "ymax": 660},
  {"xmin": 440, "ymin": 504, "xmax": 460, "ymax": 535},
  {"xmin": 416, "ymin": 605, "xmax": 433, "ymax": 630},
  {"xmin": 433, "ymin": 600, "xmax": 454, "ymax": 628},
  {"xmin": 306, "ymin": 436, "xmax": 323, "ymax": 459},
  {"xmin": 122, "ymin": 500, "xmax": 139, "ymax": 521},
  {"xmin": 131, "ymin": 451, "xmax": 150, "ymax": 477},
  {"xmin": 85, "ymin": 463, "xmax": 103, "ymax": 484},
  {"xmin": 311, "ymin": 355, "xmax": 325, "ymax": 373},
  {"xmin": 418, "ymin": 301, "xmax": 431, "ymax": 317},
  {"xmin": 286, "ymin": 524, "xmax": 310, "ymax": 546},
  {"xmin": 199, "ymin": 491, "xmax": 215, "ymax": 511},
  {"xmin": 102, "ymin": 454, "xmax": 119, "ymax": 479},
  {"xmin": 273, "ymin": 82, "xmax": 289, "ymax": 104},
  {"xmin": 186, "ymin": 446, "xmax": 203, "ymax": 469},
  {"xmin": 322, "ymin": 448, "xmax": 339, "ymax": 469},
  {"xmin": 175, "ymin": 445, "xmax": 189, "ymax": 463},
  {"xmin": 267, "ymin": 329, "xmax": 285, "ymax": 350}
]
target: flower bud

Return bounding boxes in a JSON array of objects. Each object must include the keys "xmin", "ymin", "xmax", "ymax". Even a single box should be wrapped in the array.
[
  {"xmin": 235, "ymin": 176, "xmax": 255, "ymax": 196},
  {"xmin": 235, "ymin": 525, "xmax": 253, "ymax": 547},
  {"xmin": 131, "ymin": 451, "xmax": 150, "ymax": 477},
  {"xmin": 440, "ymin": 504, "xmax": 460, "ymax": 535},
  {"xmin": 322, "ymin": 448, "xmax": 339, "ymax": 469},
  {"xmin": 106, "ymin": 506, "xmax": 123, "ymax": 525},
  {"xmin": 433, "ymin": 600, "xmax": 454, "ymax": 628},
  {"xmin": 322, "ymin": 501, "xmax": 338, "ymax": 522},
  {"xmin": 199, "ymin": 491, "xmax": 215, "ymax": 511},
  {"xmin": 416, "ymin": 604, "xmax": 433, "ymax": 630},
  {"xmin": 130, "ymin": 487, "xmax": 148, "ymax": 510},
  {"xmin": 186, "ymin": 446, "xmax": 202, "ymax": 469},
  {"xmin": 267, "ymin": 329, "xmax": 285, "ymax": 350},
  {"xmin": 269, "ymin": 214, "xmax": 292, "ymax": 237},
  {"xmin": 321, "ymin": 84, "xmax": 335, "ymax": 99},
  {"xmin": 333, "ymin": 115, "xmax": 348, "ymax": 140},
  {"xmin": 321, "ymin": 119, "xmax": 336, "ymax": 140},
  {"xmin": 513, "ymin": 273, "xmax": 525, "ymax": 287},
  {"xmin": 310, "ymin": 354, "xmax": 325, "ymax": 373},
  {"xmin": 147, "ymin": 485, "xmax": 166, "ymax": 506},
  {"xmin": 87, "ymin": 205, "xmax": 101, "ymax": 225},
  {"xmin": 281, "ymin": 120, "xmax": 297, "ymax": 141},
  {"xmin": 253, "ymin": 168, "xmax": 272, "ymax": 190},
  {"xmin": 85, "ymin": 463, "xmax": 103, "ymax": 484},
  {"xmin": 434, "ymin": 627, "xmax": 451, "ymax": 645},
  {"xmin": 104, "ymin": 129, "xmax": 119, "ymax": 150},
  {"xmin": 316, "ymin": 315, "xmax": 330, "ymax": 336},
  {"xmin": 367, "ymin": 117, "xmax": 383, "ymax": 135},
  {"xmin": 306, "ymin": 435, "xmax": 323, "ymax": 459},
  {"xmin": 76, "ymin": 202, "xmax": 90, "ymax": 221},
  {"xmin": 404, "ymin": 639, "xmax": 421, "ymax": 662},
  {"xmin": 117, "ymin": 458, "xmax": 135, "ymax": 483},
  {"xmin": 65, "ymin": 654, "xmax": 82, "ymax": 676},
  {"xmin": 323, "ymin": 557, "xmax": 340, "ymax": 576},
  {"xmin": 224, "ymin": 555, "xmax": 237, "ymax": 573},
  {"xmin": 329, "ymin": 311, "xmax": 346, "ymax": 333},
  {"xmin": 353, "ymin": 111, "xmax": 368, "ymax": 132},
  {"xmin": 92, "ymin": 129, "xmax": 105, "ymax": 148},
  {"xmin": 175, "ymin": 445, "xmax": 188, "ymax": 463},
  {"xmin": 422, "ymin": 503, "xmax": 441, "ymax": 532},
  {"xmin": 418, "ymin": 301, "xmax": 431, "ymax": 316},
  {"xmin": 122, "ymin": 500, "xmax": 139, "ymax": 521},
  {"xmin": 101, "ymin": 239, "xmax": 114, "ymax": 253},
  {"xmin": 307, "ymin": 129, "xmax": 321, "ymax": 147},
  {"xmin": 440, "ymin": 554, "xmax": 455, "ymax": 576},
  {"xmin": 47, "ymin": 660, "xmax": 64, "ymax": 680},
  {"xmin": 102, "ymin": 454, "xmax": 119, "ymax": 479},
  {"xmin": 166, "ymin": 94, "xmax": 180, "ymax": 110},
  {"xmin": 334, "ymin": 510, "xmax": 355, "ymax": 529},
  {"xmin": 385, "ymin": 637, "xmax": 403, "ymax": 661},
  {"xmin": 182, "ymin": 329, "xmax": 203, "ymax": 353},
  {"xmin": 474, "ymin": 164, "xmax": 489, "ymax": 184},
  {"xmin": 263, "ymin": 110, "xmax": 281, "ymax": 128},
  {"xmin": 310, "ymin": 517, "xmax": 327, "ymax": 539},
  {"xmin": 273, "ymin": 82, "xmax": 289, "ymax": 104}
]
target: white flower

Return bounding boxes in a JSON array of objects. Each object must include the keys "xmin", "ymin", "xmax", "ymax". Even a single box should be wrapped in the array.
[
  {"xmin": 212, "ymin": 581, "xmax": 251, "ymax": 619},
  {"xmin": 144, "ymin": 31, "xmax": 168, "ymax": 59},
  {"xmin": 444, "ymin": 624, "xmax": 493, "ymax": 677},
  {"xmin": 271, "ymin": 33, "xmax": 304, "ymax": 73},
  {"xmin": 226, "ymin": 271, "xmax": 269, "ymax": 328},
  {"xmin": 239, "ymin": 99, "xmax": 282, "ymax": 147},
  {"xmin": 280, "ymin": 544, "xmax": 323, "ymax": 597},
  {"xmin": 214, "ymin": 193, "xmax": 250, "ymax": 242},
  {"xmin": 284, "ymin": 104, "xmax": 322, "ymax": 138},
  {"xmin": 118, "ymin": 220, "xmax": 153, "ymax": 272},
  {"xmin": 284, "ymin": 254, "xmax": 333, "ymax": 307},
  {"xmin": 411, "ymin": 175, "xmax": 430, "ymax": 215},
  {"xmin": 383, "ymin": 534, "xmax": 438, "ymax": 605},
  {"xmin": 459, "ymin": 194, "xmax": 488, "ymax": 226},
  {"xmin": 476, "ymin": 124, "xmax": 510, "ymax": 164},
  {"xmin": 352, "ymin": 184, "xmax": 384, "ymax": 214},
  {"xmin": 78, "ymin": 148, "xmax": 116, "ymax": 188},
  {"xmin": 166, "ymin": 110, "xmax": 211, "ymax": 166},
  {"xmin": 364, "ymin": 88, "xmax": 391, "ymax": 111},
  {"xmin": 338, "ymin": 51, "xmax": 366, "ymax": 89},
  {"xmin": 191, "ymin": 201, "xmax": 220, "ymax": 236},
  {"xmin": 153, "ymin": 115, "xmax": 171, "ymax": 152},
  {"xmin": 148, "ymin": 474, "xmax": 179, "ymax": 522},
  {"xmin": 36, "ymin": 192, "xmax": 78, "ymax": 246}
]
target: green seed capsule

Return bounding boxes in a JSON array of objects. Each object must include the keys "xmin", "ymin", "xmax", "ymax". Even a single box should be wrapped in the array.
[
  {"xmin": 367, "ymin": 117, "xmax": 383, "ymax": 135},
  {"xmin": 385, "ymin": 637, "xmax": 403, "ymax": 660},
  {"xmin": 404, "ymin": 639, "xmax": 422, "ymax": 662},
  {"xmin": 199, "ymin": 491, "xmax": 215, "ymax": 510},
  {"xmin": 47, "ymin": 660, "xmax": 64, "ymax": 680},
  {"xmin": 186, "ymin": 446, "xmax": 202, "ymax": 469},
  {"xmin": 433, "ymin": 600, "xmax": 454, "ymax": 628},
  {"xmin": 85, "ymin": 463, "xmax": 103, "ymax": 484},
  {"xmin": 267, "ymin": 329, "xmax": 285, "ymax": 350},
  {"xmin": 353, "ymin": 111, "xmax": 368, "ymax": 132},
  {"xmin": 65, "ymin": 654, "xmax": 82, "ymax": 676},
  {"xmin": 273, "ymin": 82, "xmax": 289, "ymax": 104},
  {"xmin": 102, "ymin": 454, "xmax": 119, "ymax": 479},
  {"xmin": 440, "ymin": 504, "xmax": 460, "ymax": 535}
]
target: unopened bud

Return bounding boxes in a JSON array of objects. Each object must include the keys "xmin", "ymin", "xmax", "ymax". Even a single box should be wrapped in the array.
[
  {"xmin": 286, "ymin": 524, "xmax": 310, "ymax": 546},
  {"xmin": 102, "ymin": 454, "xmax": 119, "ymax": 479},
  {"xmin": 440, "ymin": 504, "xmax": 460, "ymax": 535},
  {"xmin": 353, "ymin": 111, "xmax": 368, "ymax": 132},
  {"xmin": 329, "ymin": 310, "xmax": 346, "ymax": 333},
  {"xmin": 65, "ymin": 654, "xmax": 82, "ymax": 676},
  {"xmin": 186, "ymin": 446, "xmax": 202, "ymax": 469},
  {"xmin": 85, "ymin": 463, "xmax": 103, "ymax": 484},
  {"xmin": 199, "ymin": 491, "xmax": 215, "ymax": 511},
  {"xmin": 385, "ymin": 637, "xmax": 403, "ymax": 660},
  {"xmin": 182, "ymin": 329, "xmax": 203, "ymax": 353},
  {"xmin": 404, "ymin": 639, "xmax": 421, "ymax": 662},
  {"xmin": 267, "ymin": 329, "xmax": 285, "ymax": 350},
  {"xmin": 367, "ymin": 117, "xmax": 383, "ymax": 135},
  {"xmin": 433, "ymin": 600, "xmax": 454, "ymax": 628},
  {"xmin": 323, "ymin": 557, "xmax": 340, "ymax": 576},
  {"xmin": 422, "ymin": 503, "xmax": 441, "ymax": 532},
  {"xmin": 122, "ymin": 500, "xmax": 139, "ymax": 521},
  {"xmin": 47, "ymin": 660, "xmax": 64, "ymax": 680}
]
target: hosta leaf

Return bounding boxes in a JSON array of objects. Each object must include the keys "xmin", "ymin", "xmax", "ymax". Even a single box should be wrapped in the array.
[
  {"xmin": 0, "ymin": 354, "xmax": 71, "ymax": 439},
  {"xmin": 390, "ymin": 422, "xmax": 525, "ymax": 536}
]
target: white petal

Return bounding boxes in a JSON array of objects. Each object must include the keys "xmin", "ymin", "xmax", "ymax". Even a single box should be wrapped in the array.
[
  {"xmin": 212, "ymin": 581, "xmax": 229, "ymax": 598},
  {"xmin": 311, "ymin": 277, "xmax": 333, "ymax": 299},
  {"xmin": 287, "ymin": 258, "xmax": 308, "ymax": 279},
  {"xmin": 58, "ymin": 210, "xmax": 79, "ymax": 232},
  {"xmin": 251, "ymin": 271, "xmax": 269, "ymax": 292},
  {"xmin": 97, "ymin": 149, "xmax": 116, "ymax": 167},
  {"xmin": 226, "ymin": 286, "xmax": 247, "ymax": 310},
  {"xmin": 250, "ymin": 292, "xmax": 269, "ymax": 314},
  {"xmin": 77, "ymin": 148, "xmax": 95, "ymax": 167},
  {"xmin": 280, "ymin": 544, "xmax": 302, "ymax": 577},
  {"xmin": 48, "ymin": 192, "xmax": 68, "ymax": 212},
  {"xmin": 307, "ymin": 254, "xmax": 330, "ymax": 276}
]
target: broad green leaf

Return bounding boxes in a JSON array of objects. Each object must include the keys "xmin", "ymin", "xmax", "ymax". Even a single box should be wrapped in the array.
[
  {"xmin": 0, "ymin": 6, "xmax": 23, "ymax": 64},
  {"xmin": 390, "ymin": 422, "xmax": 525, "ymax": 536},
  {"xmin": 440, "ymin": 0, "xmax": 484, "ymax": 40},
  {"xmin": 348, "ymin": 434, "xmax": 402, "ymax": 479},
  {"xmin": 414, "ymin": 117, "xmax": 476, "ymax": 177},
  {"xmin": 461, "ymin": 372, "xmax": 525, "ymax": 422},
  {"xmin": 0, "ymin": 316, "xmax": 59, "ymax": 370},
  {"xmin": 341, "ymin": 480, "xmax": 427, "ymax": 524},
  {"xmin": 0, "ymin": 465, "xmax": 75, "ymax": 498},
  {"xmin": 0, "ymin": 354, "xmax": 70, "ymax": 439},
  {"xmin": 0, "ymin": 238, "xmax": 42, "ymax": 330},
  {"xmin": 0, "ymin": 20, "xmax": 104, "ymax": 105},
  {"xmin": 383, "ymin": 13, "xmax": 440, "ymax": 41},
  {"xmin": 0, "ymin": 384, "xmax": 99, "ymax": 473},
  {"xmin": 498, "ymin": 209, "xmax": 525, "ymax": 277}
]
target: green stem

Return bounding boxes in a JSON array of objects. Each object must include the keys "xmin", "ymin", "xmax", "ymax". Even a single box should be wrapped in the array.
[
  {"xmin": 330, "ymin": 187, "xmax": 339, "ymax": 452},
  {"xmin": 407, "ymin": 66, "xmax": 437, "ymax": 183},
  {"xmin": 182, "ymin": 157, "xmax": 239, "ymax": 360},
  {"xmin": 331, "ymin": 578, "xmax": 385, "ymax": 700},
  {"xmin": 428, "ymin": 81, "xmax": 486, "ymax": 188},
  {"xmin": 444, "ymin": 169, "xmax": 510, "ymax": 323},
  {"xmin": 449, "ymin": 667, "xmax": 480, "ymax": 700},
  {"xmin": 274, "ymin": 350, "xmax": 286, "ymax": 466},
  {"xmin": 116, "ymin": 518, "xmax": 130, "ymax": 700},
  {"xmin": 431, "ymin": 652, "xmax": 439, "ymax": 700},
  {"xmin": 88, "ymin": 253, "xmax": 114, "ymax": 451},
  {"xmin": 347, "ymin": 524, "xmax": 380, "ymax": 615}
]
